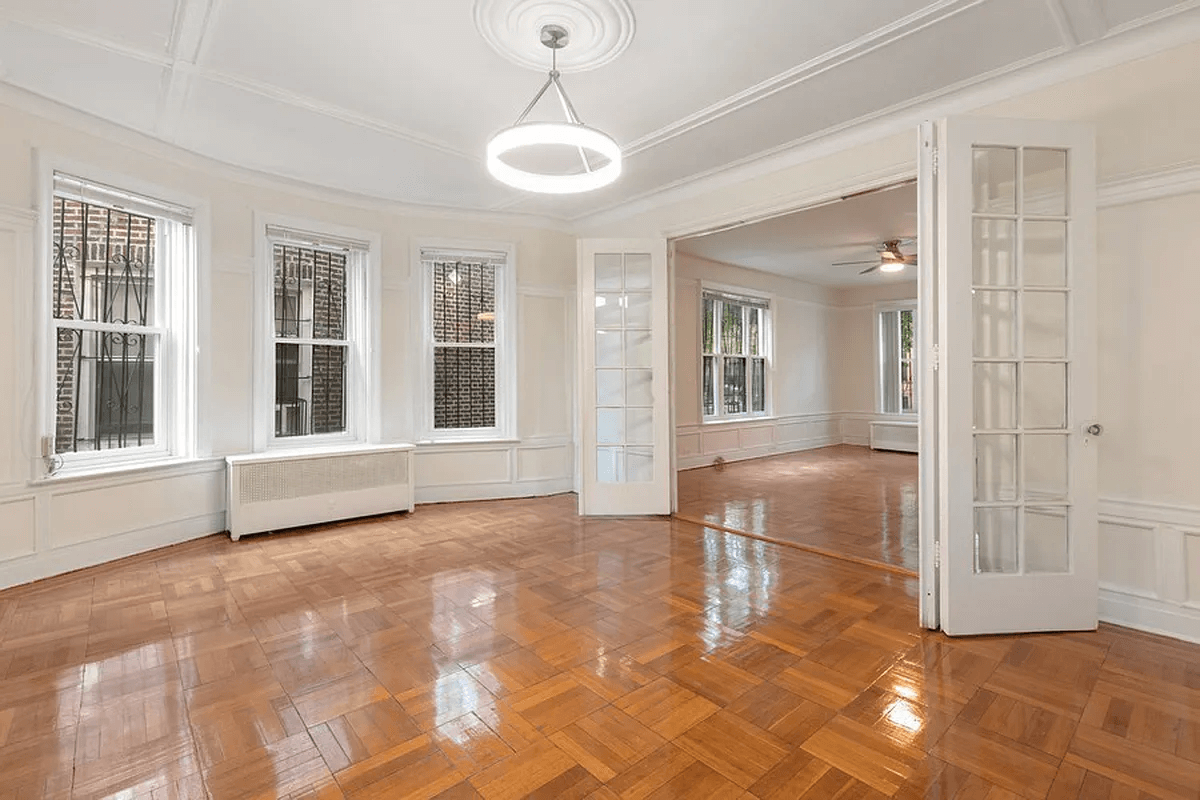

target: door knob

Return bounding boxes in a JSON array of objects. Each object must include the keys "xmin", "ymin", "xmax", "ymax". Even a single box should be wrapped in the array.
[{"xmin": 1085, "ymin": 423, "xmax": 1103, "ymax": 436}]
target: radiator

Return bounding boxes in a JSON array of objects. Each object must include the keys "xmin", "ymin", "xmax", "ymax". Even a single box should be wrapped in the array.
[
  {"xmin": 869, "ymin": 421, "xmax": 919, "ymax": 453},
  {"xmin": 225, "ymin": 444, "xmax": 415, "ymax": 540}
]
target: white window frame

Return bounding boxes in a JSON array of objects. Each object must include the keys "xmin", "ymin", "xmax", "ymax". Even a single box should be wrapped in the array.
[
  {"xmin": 36, "ymin": 160, "xmax": 201, "ymax": 476},
  {"xmin": 700, "ymin": 283, "xmax": 772, "ymax": 422},
  {"xmin": 253, "ymin": 213, "xmax": 381, "ymax": 452},
  {"xmin": 415, "ymin": 240, "xmax": 517, "ymax": 443},
  {"xmin": 875, "ymin": 299, "xmax": 918, "ymax": 416}
]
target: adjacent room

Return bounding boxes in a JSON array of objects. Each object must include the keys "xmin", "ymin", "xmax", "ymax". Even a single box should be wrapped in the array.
[
  {"xmin": 2, "ymin": 2, "xmax": 1200, "ymax": 798},
  {"xmin": 674, "ymin": 182, "xmax": 922, "ymax": 573}
]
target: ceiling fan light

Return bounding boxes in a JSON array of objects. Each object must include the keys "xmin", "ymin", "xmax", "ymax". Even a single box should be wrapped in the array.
[
  {"xmin": 486, "ymin": 122, "xmax": 622, "ymax": 194},
  {"xmin": 879, "ymin": 261, "xmax": 906, "ymax": 273}
]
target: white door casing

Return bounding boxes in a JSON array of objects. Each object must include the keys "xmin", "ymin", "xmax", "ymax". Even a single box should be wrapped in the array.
[
  {"xmin": 936, "ymin": 116, "xmax": 1099, "ymax": 636},
  {"xmin": 578, "ymin": 239, "xmax": 672, "ymax": 516}
]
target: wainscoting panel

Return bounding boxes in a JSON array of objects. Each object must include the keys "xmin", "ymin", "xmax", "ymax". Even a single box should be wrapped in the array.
[
  {"xmin": 50, "ymin": 468, "xmax": 225, "ymax": 548},
  {"xmin": 414, "ymin": 437, "xmax": 574, "ymax": 504},
  {"xmin": 0, "ymin": 495, "xmax": 36, "ymax": 561},
  {"xmin": 676, "ymin": 413, "xmax": 843, "ymax": 470},
  {"xmin": 1097, "ymin": 498, "xmax": 1200, "ymax": 643},
  {"xmin": 0, "ymin": 459, "xmax": 228, "ymax": 590}
]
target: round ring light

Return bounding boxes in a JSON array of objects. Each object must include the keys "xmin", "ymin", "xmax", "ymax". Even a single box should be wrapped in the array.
[{"xmin": 486, "ymin": 122, "xmax": 622, "ymax": 194}]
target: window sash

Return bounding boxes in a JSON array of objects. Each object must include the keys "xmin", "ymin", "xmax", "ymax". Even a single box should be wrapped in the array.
[
  {"xmin": 702, "ymin": 292, "xmax": 769, "ymax": 420},
  {"xmin": 267, "ymin": 239, "xmax": 360, "ymax": 443},
  {"xmin": 49, "ymin": 188, "xmax": 188, "ymax": 464},
  {"xmin": 423, "ymin": 251, "xmax": 509, "ymax": 439},
  {"xmin": 879, "ymin": 306, "xmax": 918, "ymax": 415}
]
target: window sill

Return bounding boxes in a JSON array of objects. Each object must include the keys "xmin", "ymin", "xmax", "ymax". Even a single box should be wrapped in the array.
[
  {"xmin": 875, "ymin": 413, "xmax": 919, "ymax": 421},
  {"xmin": 33, "ymin": 455, "xmax": 223, "ymax": 487},
  {"xmin": 417, "ymin": 438, "xmax": 521, "ymax": 447},
  {"xmin": 700, "ymin": 416, "xmax": 776, "ymax": 426}
]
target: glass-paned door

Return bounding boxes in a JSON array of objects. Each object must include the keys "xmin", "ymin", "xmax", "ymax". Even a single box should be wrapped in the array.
[
  {"xmin": 578, "ymin": 239, "xmax": 670, "ymax": 515},
  {"xmin": 936, "ymin": 117, "xmax": 1098, "ymax": 635}
]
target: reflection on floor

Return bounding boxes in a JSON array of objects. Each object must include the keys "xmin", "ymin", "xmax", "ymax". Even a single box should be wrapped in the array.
[
  {"xmin": 2, "ymin": 494, "xmax": 1199, "ymax": 798},
  {"xmin": 677, "ymin": 444, "xmax": 920, "ymax": 573}
]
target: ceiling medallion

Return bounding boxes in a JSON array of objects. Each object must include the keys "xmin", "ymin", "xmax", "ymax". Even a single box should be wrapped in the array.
[
  {"xmin": 473, "ymin": 0, "xmax": 636, "ymax": 73},
  {"xmin": 486, "ymin": 24, "xmax": 622, "ymax": 194}
]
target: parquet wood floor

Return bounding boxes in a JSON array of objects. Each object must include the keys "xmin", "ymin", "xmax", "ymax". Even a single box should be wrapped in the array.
[
  {"xmin": 2, "ymin": 493, "xmax": 1199, "ymax": 799},
  {"xmin": 677, "ymin": 445, "xmax": 920, "ymax": 573}
]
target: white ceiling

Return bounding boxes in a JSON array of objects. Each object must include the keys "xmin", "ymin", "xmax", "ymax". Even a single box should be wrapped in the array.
[
  {"xmin": 0, "ymin": 0, "xmax": 1194, "ymax": 219},
  {"xmin": 676, "ymin": 182, "xmax": 919, "ymax": 288}
]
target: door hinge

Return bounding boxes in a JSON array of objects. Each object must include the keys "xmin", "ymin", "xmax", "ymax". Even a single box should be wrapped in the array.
[
  {"xmin": 933, "ymin": 542, "xmax": 942, "ymax": 570},
  {"xmin": 931, "ymin": 147, "xmax": 939, "ymax": 177},
  {"xmin": 929, "ymin": 343, "xmax": 940, "ymax": 371}
]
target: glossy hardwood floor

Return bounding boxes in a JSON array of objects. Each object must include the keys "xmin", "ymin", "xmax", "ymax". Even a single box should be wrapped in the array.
[
  {"xmin": 677, "ymin": 445, "xmax": 920, "ymax": 573},
  {"xmin": 2, "ymin": 494, "xmax": 1199, "ymax": 799}
]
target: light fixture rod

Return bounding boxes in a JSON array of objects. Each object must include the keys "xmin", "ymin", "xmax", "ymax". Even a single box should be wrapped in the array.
[
  {"xmin": 513, "ymin": 74, "xmax": 556, "ymax": 125},
  {"xmin": 551, "ymin": 74, "xmax": 583, "ymax": 124},
  {"xmin": 550, "ymin": 76, "xmax": 594, "ymax": 173}
]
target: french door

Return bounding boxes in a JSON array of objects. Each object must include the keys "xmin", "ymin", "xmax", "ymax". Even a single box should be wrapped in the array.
[
  {"xmin": 577, "ymin": 239, "xmax": 672, "ymax": 516},
  {"xmin": 932, "ymin": 117, "xmax": 1099, "ymax": 635}
]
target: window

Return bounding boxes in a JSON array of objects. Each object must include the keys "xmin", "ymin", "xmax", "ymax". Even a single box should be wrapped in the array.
[
  {"xmin": 701, "ymin": 289, "xmax": 769, "ymax": 419},
  {"xmin": 265, "ymin": 224, "xmax": 370, "ymax": 444},
  {"xmin": 49, "ymin": 172, "xmax": 194, "ymax": 467},
  {"xmin": 878, "ymin": 303, "xmax": 917, "ymax": 414},
  {"xmin": 421, "ymin": 246, "xmax": 514, "ymax": 440}
]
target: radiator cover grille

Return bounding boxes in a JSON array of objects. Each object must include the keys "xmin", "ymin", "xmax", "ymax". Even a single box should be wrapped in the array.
[{"xmin": 238, "ymin": 451, "xmax": 410, "ymax": 504}]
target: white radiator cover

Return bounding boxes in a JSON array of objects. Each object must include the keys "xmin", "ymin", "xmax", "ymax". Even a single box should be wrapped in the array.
[
  {"xmin": 225, "ymin": 444, "xmax": 415, "ymax": 540},
  {"xmin": 869, "ymin": 420, "xmax": 919, "ymax": 453}
]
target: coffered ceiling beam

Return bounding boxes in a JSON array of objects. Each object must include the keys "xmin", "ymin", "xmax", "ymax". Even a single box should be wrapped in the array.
[{"xmin": 156, "ymin": 0, "xmax": 222, "ymax": 142}]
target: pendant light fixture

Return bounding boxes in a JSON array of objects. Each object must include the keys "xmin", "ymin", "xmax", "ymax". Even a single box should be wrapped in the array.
[{"xmin": 486, "ymin": 24, "xmax": 622, "ymax": 194}]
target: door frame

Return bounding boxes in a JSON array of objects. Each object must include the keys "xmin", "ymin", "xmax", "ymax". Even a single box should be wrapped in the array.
[{"xmin": 659, "ymin": 158, "xmax": 936, "ymax": 627}]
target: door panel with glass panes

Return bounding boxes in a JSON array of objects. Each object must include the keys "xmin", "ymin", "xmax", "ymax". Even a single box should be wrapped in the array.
[
  {"xmin": 578, "ymin": 240, "xmax": 671, "ymax": 516},
  {"xmin": 933, "ymin": 116, "xmax": 1098, "ymax": 636}
]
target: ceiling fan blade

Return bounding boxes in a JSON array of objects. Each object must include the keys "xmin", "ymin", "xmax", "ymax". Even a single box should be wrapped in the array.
[
  {"xmin": 833, "ymin": 259, "xmax": 880, "ymax": 267},
  {"xmin": 859, "ymin": 264, "xmax": 880, "ymax": 275}
]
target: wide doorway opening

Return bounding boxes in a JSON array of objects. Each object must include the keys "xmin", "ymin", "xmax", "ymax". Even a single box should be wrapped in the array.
[{"xmin": 671, "ymin": 180, "xmax": 921, "ymax": 575}]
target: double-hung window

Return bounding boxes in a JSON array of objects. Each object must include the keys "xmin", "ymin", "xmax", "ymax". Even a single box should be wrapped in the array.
[
  {"xmin": 49, "ymin": 172, "xmax": 195, "ymax": 469},
  {"xmin": 701, "ymin": 289, "xmax": 769, "ymax": 420},
  {"xmin": 265, "ymin": 224, "xmax": 371, "ymax": 445},
  {"xmin": 421, "ymin": 246, "xmax": 514, "ymax": 441},
  {"xmin": 878, "ymin": 303, "xmax": 917, "ymax": 414}
]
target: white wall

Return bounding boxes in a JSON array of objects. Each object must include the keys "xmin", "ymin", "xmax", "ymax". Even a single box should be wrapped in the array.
[
  {"xmin": 0, "ymin": 94, "xmax": 577, "ymax": 589},
  {"xmin": 830, "ymin": 283, "xmax": 918, "ymax": 446},
  {"xmin": 1092, "ymin": 191, "xmax": 1200, "ymax": 641}
]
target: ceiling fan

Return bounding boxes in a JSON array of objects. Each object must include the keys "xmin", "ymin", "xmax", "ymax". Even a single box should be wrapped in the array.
[{"xmin": 833, "ymin": 239, "xmax": 917, "ymax": 274}]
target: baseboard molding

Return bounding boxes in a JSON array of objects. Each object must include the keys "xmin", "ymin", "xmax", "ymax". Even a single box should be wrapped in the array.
[
  {"xmin": 415, "ymin": 478, "xmax": 575, "ymax": 505},
  {"xmin": 1099, "ymin": 587, "xmax": 1200, "ymax": 645},
  {"xmin": 677, "ymin": 411, "xmax": 920, "ymax": 468},
  {"xmin": 0, "ymin": 512, "xmax": 225, "ymax": 592},
  {"xmin": 677, "ymin": 436, "xmax": 841, "ymax": 470}
]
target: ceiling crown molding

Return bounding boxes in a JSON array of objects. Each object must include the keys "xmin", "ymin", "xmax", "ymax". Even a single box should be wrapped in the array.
[
  {"xmin": 473, "ymin": 0, "xmax": 635, "ymax": 73},
  {"xmin": 621, "ymin": 0, "xmax": 985, "ymax": 158},
  {"xmin": 575, "ymin": 5, "xmax": 1200, "ymax": 233},
  {"xmin": 1098, "ymin": 161, "xmax": 1200, "ymax": 208}
]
